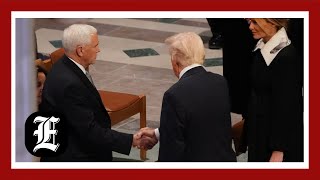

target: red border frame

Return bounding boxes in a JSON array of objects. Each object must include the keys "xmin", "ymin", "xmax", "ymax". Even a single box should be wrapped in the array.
[{"xmin": 2, "ymin": 0, "xmax": 320, "ymax": 178}]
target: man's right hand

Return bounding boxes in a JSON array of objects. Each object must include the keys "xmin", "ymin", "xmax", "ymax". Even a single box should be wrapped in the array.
[{"xmin": 135, "ymin": 127, "xmax": 158, "ymax": 150}]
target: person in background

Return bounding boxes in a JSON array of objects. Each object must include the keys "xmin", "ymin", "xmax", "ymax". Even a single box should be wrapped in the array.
[
  {"xmin": 221, "ymin": 18, "xmax": 256, "ymax": 118},
  {"xmin": 206, "ymin": 18, "xmax": 225, "ymax": 49},
  {"xmin": 219, "ymin": 19, "xmax": 256, "ymax": 155},
  {"xmin": 138, "ymin": 32, "xmax": 236, "ymax": 162},
  {"xmin": 241, "ymin": 18, "xmax": 303, "ymax": 162},
  {"xmin": 35, "ymin": 65, "xmax": 47, "ymax": 107},
  {"xmin": 287, "ymin": 18, "xmax": 304, "ymax": 59}
]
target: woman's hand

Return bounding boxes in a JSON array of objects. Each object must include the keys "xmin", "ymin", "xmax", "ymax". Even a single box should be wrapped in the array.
[{"xmin": 269, "ymin": 151, "xmax": 284, "ymax": 162}]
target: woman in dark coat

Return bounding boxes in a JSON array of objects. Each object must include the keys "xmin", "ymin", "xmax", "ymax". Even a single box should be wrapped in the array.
[{"xmin": 242, "ymin": 18, "xmax": 303, "ymax": 162}]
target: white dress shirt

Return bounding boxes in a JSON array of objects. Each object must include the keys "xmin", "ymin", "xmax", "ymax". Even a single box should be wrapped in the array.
[
  {"xmin": 179, "ymin": 63, "xmax": 202, "ymax": 79},
  {"xmin": 68, "ymin": 57, "xmax": 86, "ymax": 75}
]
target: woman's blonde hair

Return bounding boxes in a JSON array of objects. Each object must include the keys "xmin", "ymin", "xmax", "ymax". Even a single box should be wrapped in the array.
[
  {"xmin": 253, "ymin": 18, "xmax": 290, "ymax": 36},
  {"xmin": 265, "ymin": 18, "xmax": 290, "ymax": 30}
]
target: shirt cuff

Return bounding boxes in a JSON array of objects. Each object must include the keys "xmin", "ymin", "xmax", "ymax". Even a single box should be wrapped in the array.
[{"xmin": 155, "ymin": 128, "xmax": 160, "ymax": 141}]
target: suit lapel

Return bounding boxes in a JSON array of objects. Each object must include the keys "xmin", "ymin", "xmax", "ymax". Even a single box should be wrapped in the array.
[{"xmin": 62, "ymin": 56, "xmax": 103, "ymax": 105}]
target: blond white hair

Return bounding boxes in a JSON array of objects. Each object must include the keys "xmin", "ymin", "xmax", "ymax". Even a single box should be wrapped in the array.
[
  {"xmin": 62, "ymin": 24, "xmax": 97, "ymax": 53},
  {"xmin": 165, "ymin": 32, "xmax": 205, "ymax": 67}
]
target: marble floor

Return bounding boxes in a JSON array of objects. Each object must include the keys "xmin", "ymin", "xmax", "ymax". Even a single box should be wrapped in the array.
[{"xmin": 35, "ymin": 18, "xmax": 246, "ymax": 162}]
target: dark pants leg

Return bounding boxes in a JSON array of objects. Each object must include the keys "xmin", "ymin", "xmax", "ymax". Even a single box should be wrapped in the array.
[
  {"xmin": 206, "ymin": 18, "xmax": 225, "ymax": 49},
  {"xmin": 222, "ymin": 18, "xmax": 256, "ymax": 116}
]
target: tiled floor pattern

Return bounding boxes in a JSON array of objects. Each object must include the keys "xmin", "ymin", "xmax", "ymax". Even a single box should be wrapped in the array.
[{"xmin": 35, "ymin": 18, "xmax": 246, "ymax": 162}]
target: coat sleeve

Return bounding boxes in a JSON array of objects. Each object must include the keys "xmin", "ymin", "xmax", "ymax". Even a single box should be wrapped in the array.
[
  {"xmin": 61, "ymin": 84, "xmax": 133, "ymax": 155},
  {"xmin": 158, "ymin": 91, "xmax": 186, "ymax": 161},
  {"xmin": 269, "ymin": 51, "xmax": 302, "ymax": 152}
]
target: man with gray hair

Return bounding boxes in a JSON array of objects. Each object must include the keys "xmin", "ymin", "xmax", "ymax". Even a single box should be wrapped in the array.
[
  {"xmin": 40, "ymin": 24, "xmax": 150, "ymax": 161},
  {"xmin": 138, "ymin": 32, "xmax": 236, "ymax": 161}
]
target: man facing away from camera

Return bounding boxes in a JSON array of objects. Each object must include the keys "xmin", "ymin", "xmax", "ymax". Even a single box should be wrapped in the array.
[{"xmin": 138, "ymin": 32, "xmax": 236, "ymax": 162}]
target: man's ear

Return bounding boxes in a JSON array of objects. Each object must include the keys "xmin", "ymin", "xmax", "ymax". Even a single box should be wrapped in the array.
[
  {"xmin": 171, "ymin": 55, "xmax": 180, "ymax": 67},
  {"xmin": 76, "ymin": 46, "xmax": 83, "ymax": 57},
  {"xmin": 171, "ymin": 56, "xmax": 181, "ymax": 78}
]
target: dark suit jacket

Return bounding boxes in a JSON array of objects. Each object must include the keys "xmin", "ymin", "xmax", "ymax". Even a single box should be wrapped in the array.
[
  {"xmin": 40, "ymin": 55, "xmax": 132, "ymax": 162},
  {"xmin": 158, "ymin": 66, "xmax": 236, "ymax": 162}
]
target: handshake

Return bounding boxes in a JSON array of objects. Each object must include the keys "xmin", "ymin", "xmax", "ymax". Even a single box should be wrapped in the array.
[{"xmin": 132, "ymin": 127, "xmax": 158, "ymax": 150}]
